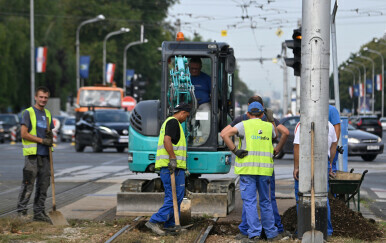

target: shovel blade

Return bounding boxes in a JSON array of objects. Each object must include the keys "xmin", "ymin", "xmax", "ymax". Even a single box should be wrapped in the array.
[
  {"xmin": 302, "ymin": 230, "xmax": 324, "ymax": 243},
  {"xmin": 49, "ymin": 210, "xmax": 69, "ymax": 226}
]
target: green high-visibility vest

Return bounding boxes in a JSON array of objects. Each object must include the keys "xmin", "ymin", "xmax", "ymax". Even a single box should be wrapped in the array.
[
  {"xmin": 234, "ymin": 119, "xmax": 274, "ymax": 176},
  {"xmin": 155, "ymin": 116, "xmax": 187, "ymax": 170},
  {"xmin": 22, "ymin": 107, "xmax": 52, "ymax": 156}
]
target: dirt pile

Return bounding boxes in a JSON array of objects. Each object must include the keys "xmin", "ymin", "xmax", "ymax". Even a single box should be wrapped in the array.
[{"xmin": 281, "ymin": 197, "xmax": 384, "ymax": 241}]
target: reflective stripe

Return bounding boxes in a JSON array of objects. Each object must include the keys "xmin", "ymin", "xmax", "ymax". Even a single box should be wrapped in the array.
[
  {"xmin": 235, "ymin": 161, "xmax": 274, "ymax": 168},
  {"xmin": 23, "ymin": 144, "xmax": 37, "ymax": 149},
  {"xmin": 156, "ymin": 155, "xmax": 186, "ymax": 161},
  {"xmin": 248, "ymin": 151, "xmax": 273, "ymax": 157},
  {"xmin": 157, "ymin": 145, "xmax": 187, "ymax": 151}
]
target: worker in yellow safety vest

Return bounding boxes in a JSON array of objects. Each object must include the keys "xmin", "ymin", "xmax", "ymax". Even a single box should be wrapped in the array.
[
  {"xmin": 221, "ymin": 101, "xmax": 284, "ymax": 242},
  {"xmin": 17, "ymin": 86, "xmax": 54, "ymax": 223},
  {"xmin": 145, "ymin": 102, "xmax": 191, "ymax": 236}
]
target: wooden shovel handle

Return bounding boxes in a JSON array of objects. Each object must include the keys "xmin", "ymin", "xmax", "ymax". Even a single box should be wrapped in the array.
[
  {"xmin": 170, "ymin": 172, "xmax": 180, "ymax": 226},
  {"xmin": 311, "ymin": 122, "xmax": 315, "ymax": 229},
  {"xmin": 47, "ymin": 118, "xmax": 56, "ymax": 211}
]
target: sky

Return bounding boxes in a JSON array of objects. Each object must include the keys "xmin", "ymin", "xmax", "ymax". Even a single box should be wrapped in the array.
[{"xmin": 166, "ymin": 0, "xmax": 386, "ymax": 101}]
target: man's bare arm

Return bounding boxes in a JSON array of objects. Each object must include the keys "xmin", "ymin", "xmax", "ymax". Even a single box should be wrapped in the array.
[
  {"xmin": 21, "ymin": 125, "xmax": 44, "ymax": 144},
  {"xmin": 164, "ymin": 135, "xmax": 176, "ymax": 159},
  {"xmin": 274, "ymin": 124, "xmax": 289, "ymax": 154},
  {"xmin": 293, "ymin": 144, "xmax": 299, "ymax": 180}
]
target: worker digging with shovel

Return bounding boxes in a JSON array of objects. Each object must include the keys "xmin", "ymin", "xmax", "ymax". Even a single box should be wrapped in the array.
[{"xmin": 145, "ymin": 103, "xmax": 191, "ymax": 236}]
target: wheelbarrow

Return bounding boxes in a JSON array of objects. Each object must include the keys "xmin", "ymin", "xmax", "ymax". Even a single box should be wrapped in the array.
[{"xmin": 329, "ymin": 168, "xmax": 368, "ymax": 211}]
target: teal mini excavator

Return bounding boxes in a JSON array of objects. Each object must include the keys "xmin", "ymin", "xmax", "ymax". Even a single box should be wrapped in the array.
[{"xmin": 117, "ymin": 37, "xmax": 237, "ymax": 217}]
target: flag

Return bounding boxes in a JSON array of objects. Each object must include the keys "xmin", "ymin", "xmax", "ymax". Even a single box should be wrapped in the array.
[
  {"xmin": 376, "ymin": 74, "xmax": 382, "ymax": 91},
  {"xmin": 366, "ymin": 79, "xmax": 373, "ymax": 94},
  {"xmin": 35, "ymin": 46, "xmax": 47, "ymax": 73},
  {"xmin": 106, "ymin": 63, "xmax": 116, "ymax": 83},
  {"xmin": 126, "ymin": 69, "xmax": 135, "ymax": 87},
  {"xmin": 359, "ymin": 83, "xmax": 364, "ymax": 97},
  {"xmin": 348, "ymin": 86, "xmax": 353, "ymax": 98},
  {"xmin": 354, "ymin": 84, "xmax": 359, "ymax": 97},
  {"xmin": 79, "ymin": 56, "xmax": 90, "ymax": 79}
]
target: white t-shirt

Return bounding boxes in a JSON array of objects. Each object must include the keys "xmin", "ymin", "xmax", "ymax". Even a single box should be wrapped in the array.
[{"xmin": 293, "ymin": 121, "xmax": 337, "ymax": 157}]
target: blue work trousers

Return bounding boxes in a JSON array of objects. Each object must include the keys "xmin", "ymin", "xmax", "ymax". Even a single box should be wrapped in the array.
[
  {"xmin": 331, "ymin": 152, "xmax": 339, "ymax": 172},
  {"xmin": 294, "ymin": 165, "xmax": 333, "ymax": 236},
  {"xmin": 239, "ymin": 175, "xmax": 278, "ymax": 239},
  {"xmin": 269, "ymin": 171, "xmax": 284, "ymax": 233},
  {"xmin": 149, "ymin": 168, "xmax": 185, "ymax": 227}
]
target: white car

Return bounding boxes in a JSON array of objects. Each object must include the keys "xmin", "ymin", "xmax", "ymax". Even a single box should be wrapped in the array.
[
  {"xmin": 60, "ymin": 117, "xmax": 75, "ymax": 142},
  {"xmin": 380, "ymin": 117, "xmax": 386, "ymax": 131}
]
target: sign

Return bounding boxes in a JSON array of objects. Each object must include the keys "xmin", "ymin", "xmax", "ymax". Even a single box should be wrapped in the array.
[
  {"xmin": 80, "ymin": 56, "xmax": 90, "ymax": 78},
  {"xmin": 36, "ymin": 46, "xmax": 47, "ymax": 73},
  {"xmin": 126, "ymin": 69, "xmax": 135, "ymax": 87},
  {"xmin": 121, "ymin": 96, "xmax": 137, "ymax": 111},
  {"xmin": 52, "ymin": 117, "xmax": 60, "ymax": 131}
]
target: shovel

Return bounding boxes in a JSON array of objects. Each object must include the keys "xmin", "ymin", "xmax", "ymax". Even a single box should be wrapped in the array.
[
  {"xmin": 167, "ymin": 170, "xmax": 181, "ymax": 232},
  {"xmin": 46, "ymin": 119, "xmax": 69, "ymax": 226},
  {"xmin": 302, "ymin": 122, "xmax": 323, "ymax": 243}
]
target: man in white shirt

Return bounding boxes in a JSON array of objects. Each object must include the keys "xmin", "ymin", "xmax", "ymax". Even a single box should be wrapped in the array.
[{"xmin": 293, "ymin": 121, "xmax": 337, "ymax": 237}]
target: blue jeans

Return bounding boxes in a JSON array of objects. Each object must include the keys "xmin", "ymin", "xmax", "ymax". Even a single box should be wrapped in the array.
[
  {"xmin": 269, "ymin": 171, "xmax": 284, "ymax": 233},
  {"xmin": 149, "ymin": 168, "xmax": 185, "ymax": 227},
  {"xmin": 294, "ymin": 165, "xmax": 333, "ymax": 236},
  {"xmin": 239, "ymin": 175, "xmax": 278, "ymax": 239}
]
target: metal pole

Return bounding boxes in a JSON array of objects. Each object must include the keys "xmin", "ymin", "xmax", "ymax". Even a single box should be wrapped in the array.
[
  {"xmin": 30, "ymin": 0, "xmax": 35, "ymax": 106},
  {"xmin": 349, "ymin": 64, "xmax": 362, "ymax": 115},
  {"xmin": 298, "ymin": 0, "xmax": 331, "ymax": 239},
  {"xmin": 358, "ymin": 56, "xmax": 375, "ymax": 114},
  {"xmin": 103, "ymin": 28, "xmax": 130, "ymax": 85},
  {"xmin": 364, "ymin": 48, "xmax": 384, "ymax": 117},
  {"xmin": 351, "ymin": 60, "xmax": 366, "ymax": 114},
  {"xmin": 296, "ymin": 76, "xmax": 300, "ymax": 114},
  {"xmin": 282, "ymin": 42, "xmax": 288, "ymax": 116},
  {"xmin": 331, "ymin": 1, "xmax": 340, "ymax": 112},
  {"xmin": 123, "ymin": 39, "xmax": 147, "ymax": 93},
  {"xmin": 340, "ymin": 67, "xmax": 356, "ymax": 114}
]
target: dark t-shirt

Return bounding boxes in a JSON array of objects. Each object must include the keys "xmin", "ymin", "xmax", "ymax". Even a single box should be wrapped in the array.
[
  {"xmin": 21, "ymin": 106, "xmax": 54, "ymax": 156},
  {"xmin": 165, "ymin": 118, "xmax": 180, "ymax": 145},
  {"xmin": 191, "ymin": 72, "xmax": 211, "ymax": 105},
  {"xmin": 230, "ymin": 113, "xmax": 280, "ymax": 127}
]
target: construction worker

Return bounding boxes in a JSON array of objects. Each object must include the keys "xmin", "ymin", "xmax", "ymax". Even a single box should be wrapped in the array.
[
  {"xmin": 17, "ymin": 86, "xmax": 54, "ymax": 222},
  {"xmin": 145, "ymin": 102, "xmax": 191, "ymax": 236},
  {"xmin": 221, "ymin": 102, "xmax": 282, "ymax": 242},
  {"xmin": 293, "ymin": 120, "xmax": 337, "ymax": 238},
  {"xmin": 329, "ymin": 105, "xmax": 341, "ymax": 174},
  {"xmin": 221, "ymin": 95, "xmax": 290, "ymax": 238}
]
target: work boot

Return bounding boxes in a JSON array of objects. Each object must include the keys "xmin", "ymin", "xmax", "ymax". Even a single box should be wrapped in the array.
[
  {"xmin": 267, "ymin": 233, "xmax": 284, "ymax": 242},
  {"xmin": 278, "ymin": 230, "xmax": 291, "ymax": 237},
  {"xmin": 145, "ymin": 221, "xmax": 165, "ymax": 236},
  {"xmin": 33, "ymin": 212, "xmax": 51, "ymax": 223},
  {"xmin": 241, "ymin": 236, "xmax": 261, "ymax": 243},
  {"xmin": 17, "ymin": 210, "xmax": 27, "ymax": 217},
  {"xmin": 235, "ymin": 233, "xmax": 248, "ymax": 240}
]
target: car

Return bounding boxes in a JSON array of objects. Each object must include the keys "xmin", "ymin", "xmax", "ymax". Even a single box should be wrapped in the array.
[
  {"xmin": 0, "ymin": 114, "xmax": 21, "ymax": 142},
  {"xmin": 60, "ymin": 117, "xmax": 75, "ymax": 142},
  {"xmin": 53, "ymin": 115, "xmax": 67, "ymax": 136},
  {"xmin": 380, "ymin": 117, "xmax": 386, "ymax": 131},
  {"xmin": 273, "ymin": 116, "xmax": 300, "ymax": 159},
  {"xmin": 350, "ymin": 116, "xmax": 382, "ymax": 138},
  {"xmin": 75, "ymin": 109, "xmax": 130, "ymax": 152},
  {"xmin": 347, "ymin": 124, "xmax": 383, "ymax": 161},
  {"xmin": 0, "ymin": 123, "xmax": 5, "ymax": 143}
]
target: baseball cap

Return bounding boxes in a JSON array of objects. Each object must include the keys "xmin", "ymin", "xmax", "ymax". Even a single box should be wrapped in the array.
[
  {"xmin": 248, "ymin": 101, "xmax": 264, "ymax": 114},
  {"xmin": 173, "ymin": 102, "xmax": 191, "ymax": 113}
]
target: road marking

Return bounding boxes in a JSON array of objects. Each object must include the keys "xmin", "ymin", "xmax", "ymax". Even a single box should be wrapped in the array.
[
  {"xmin": 372, "ymin": 188, "xmax": 386, "ymax": 198},
  {"xmin": 55, "ymin": 166, "xmax": 92, "ymax": 177},
  {"xmin": 102, "ymin": 157, "xmax": 127, "ymax": 165},
  {"xmin": 56, "ymin": 166, "xmax": 129, "ymax": 182}
]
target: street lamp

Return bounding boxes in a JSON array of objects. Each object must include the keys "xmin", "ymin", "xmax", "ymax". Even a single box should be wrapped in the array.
[
  {"xmin": 123, "ymin": 39, "xmax": 148, "ymax": 93},
  {"xmin": 340, "ymin": 67, "xmax": 356, "ymax": 114},
  {"xmin": 349, "ymin": 59, "xmax": 367, "ymax": 114},
  {"xmin": 103, "ymin": 28, "xmax": 130, "ymax": 85},
  {"xmin": 358, "ymin": 55, "xmax": 375, "ymax": 114},
  {"xmin": 76, "ymin": 14, "xmax": 105, "ymax": 90},
  {"xmin": 348, "ymin": 64, "xmax": 362, "ymax": 114},
  {"xmin": 363, "ymin": 46, "xmax": 385, "ymax": 117}
]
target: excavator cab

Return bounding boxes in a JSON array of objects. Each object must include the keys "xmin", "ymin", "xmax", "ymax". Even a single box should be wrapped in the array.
[{"xmin": 118, "ymin": 40, "xmax": 237, "ymax": 217}]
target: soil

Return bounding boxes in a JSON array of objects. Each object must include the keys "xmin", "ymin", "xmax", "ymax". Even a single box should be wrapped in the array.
[{"xmin": 281, "ymin": 196, "xmax": 384, "ymax": 241}]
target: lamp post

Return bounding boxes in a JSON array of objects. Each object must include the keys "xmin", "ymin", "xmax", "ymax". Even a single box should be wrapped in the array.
[
  {"xmin": 348, "ymin": 64, "xmax": 362, "ymax": 115},
  {"xmin": 123, "ymin": 39, "xmax": 148, "ymax": 94},
  {"xmin": 358, "ymin": 55, "xmax": 375, "ymax": 114},
  {"xmin": 340, "ymin": 67, "xmax": 356, "ymax": 114},
  {"xmin": 103, "ymin": 28, "xmax": 130, "ymax": 85},
  {"xmin": 76, "ymin": 14, "xmax": 105, "ymax": 90},
  {"xmin": 363, "ymin": 47, "xmax": 384, "ymax": 117},
  {"xmin": 349, "ymin": 60, "xmax": 366, "ymax": 114}
]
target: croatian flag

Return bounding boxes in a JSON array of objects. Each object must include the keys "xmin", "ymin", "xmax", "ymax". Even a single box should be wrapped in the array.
[
  {"xmin": 348, "ymin": 86, "xmax": 353, "ymax": 98},
  {"xmin": 359, "ymin": 83, "xmax": 364, "ymax": 97},
  {"xmin": 376, "ymin": 74, "xmax": 382, "ymax": 91},
  {"xmin": 35, "ymin": 46, "xmax": 47, "ymax": 73},
  {"xmin": 106, "ymin": 63, "xmax": 116, "ymax": 84}
]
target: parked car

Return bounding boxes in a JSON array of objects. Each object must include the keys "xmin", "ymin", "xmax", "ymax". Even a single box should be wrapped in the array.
[
  {"xmin": 276, "ymin": 116, "xmax": 384, "ymax": 162},
  {"xmin": 75, "ymin": 109, "xmax": 130, "ymax": 152},
  {"xmin": 0, "ymin": 114, "xmax": 21, "ymax": 141},
  {"xmin": 380, "ymin": 117, "xmax": 386, "ymax": 131},
  {"xmin": 0, "ymin": 123, "xmax": 5, "ymax": 143},
  {"xmin": 347, "ymin": 124, "xmax": 383, "ymax": 161},
  {"xmin": 350, "ymin": 116, "xmax": 382, "ymax": 138},
  {"xmin": 60, "ymin": 117, "xmax": 75, "ymax": 142},
  {"xmin": 53, "ymin": 115, "xmax": 67, "ymax": 136}
]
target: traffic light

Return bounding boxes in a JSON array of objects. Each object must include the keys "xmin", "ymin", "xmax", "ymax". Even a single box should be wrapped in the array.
[
  {"xmin": 130, "ymin": 74, "xmax": 147, "ymax": 101},
  {"xmin": 285, "ymin": 28, "xmax": 302, "ymax": 76}
]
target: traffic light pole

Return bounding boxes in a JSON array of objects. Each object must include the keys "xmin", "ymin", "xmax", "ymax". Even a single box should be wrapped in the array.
[
  {"xmin": 298, "ymin": 0, "xmax": 331, "ymax": 240},
  {"xmin": 282, "ymin": 42, "xmax": 288, "ymax": 115}
]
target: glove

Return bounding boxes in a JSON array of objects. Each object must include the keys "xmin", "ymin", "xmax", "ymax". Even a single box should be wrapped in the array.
[
  {"xmin": 264, "ymin": 108, "xmax": 275, "ymax": 122},
  {"xmin": 232, "ymin": 147, "xmax": 248, "ymax": 158},
  {"xmin": 42, "ymin": 138, "xmax": 53, "ymax": 147},
  {"xmin": 337, "ymin": 146, "xmax": 344, "ymax": 154},
  {"xmin": 168, "ymin": 158, "xmax": 177, "ymax": 174},
  {"xmin": 46, "ymin": 130, "xmax": 53, "ymax": 140}
]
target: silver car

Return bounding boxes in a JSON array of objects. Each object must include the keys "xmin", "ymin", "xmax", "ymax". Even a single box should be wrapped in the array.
[
  {"xmin": 380, "ymin": 117, "xmax": 386, "ymax": 131},
  {"xmin": 60, "ymin": 117, "xmax": 75, "ymax": 142}
]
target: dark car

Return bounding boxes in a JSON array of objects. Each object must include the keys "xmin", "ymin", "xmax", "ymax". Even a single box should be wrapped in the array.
[
  {"xmin": 347, "ymin": 124, "xmax": 383, "ymax": 161},
  {"xmin": 273, "ymin": 116, "xmax": 300, "ymax": 159},
  {"xmin": 75, "ymin": 109, "xmax": 130, "ymax": 152},
  {"xmin": 0, "ymin": 123, "xmax": 5, "ymax": 143},
  {"xmin": 0, "ymin": 114, "xmax": 21, "ymax": 142},
  {"xmin": 349, "ymin": 116, "xmax": 382, "ymax": 138}
]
